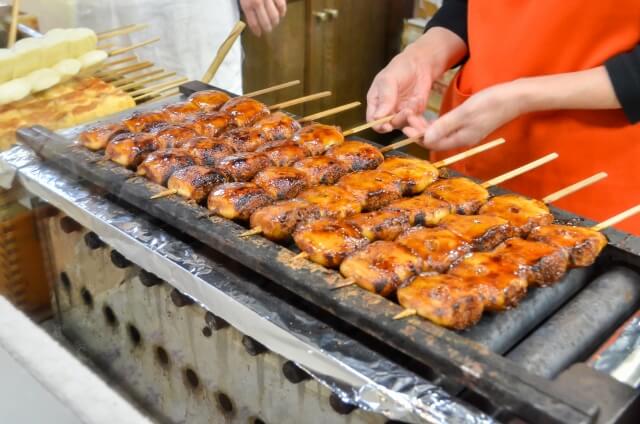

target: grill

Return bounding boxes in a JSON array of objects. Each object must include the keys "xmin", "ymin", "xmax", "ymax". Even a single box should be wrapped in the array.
[{"xmin": 12, "ymin": 81, "xmax": 640, "ymax": 423}]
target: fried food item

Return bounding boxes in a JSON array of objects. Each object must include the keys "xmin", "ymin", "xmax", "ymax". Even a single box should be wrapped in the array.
[
  {"xmin": 122, "ymin": 110, "xmax": 167, "ymax": 133},
  {"xmin": 249, "ymin": 199, "xmax": 315, "ymax": 241},
  {"xmin": 528, "ymin": 224, "xmax": 607, "ymax": 267},
  {"xmin": 426, "ymin": 177, "xmax": 489, "ymax": 215},
  {"xmin": 479, "ymin": 194, "xmax": 554, "ymax": 236},
  {"xmin": 292, "ymin": 124, "xmax": 344, "ymax": 156},
  {"xmin": 378, "ymin": 156, "xmax": 439, "ymax": 195},
  {"xmin": 337, "ymin": 170, "xmax": 402, "ymax": 211},
  {"xmin": 293, "ymin": 218, "xmax": 369, "ymax": 268},
  {"xmin": 219, "ymin": 96, "xmax": 270, "ymax": 127},
  {"xmin": 167, "ymin": 165, "xmax": 228, "ymax": 203},
  {"xmin": 340, "ymin": 241, "xmax": 422, "ymax": 296},
  {"xmin": 494, "ymin": 238, "xmax": 568, "ymax": 286},
  {"xmin": 297, "ymin": 186, "xmax": 362, "ymax": 219},
  {"xmin": 253, "ymin": 166, "xmax": 309, "ymax": 200},
  {"xmin": 396, "ymin": 227, "xmax": 471, "ymax": 273},
  {"xmin": 216, "ymin": 152, "xmax": 272, "ymax": 182},
  {"xmin": 162, "ymin": 101, "xmax": 201, "ymax": 124},
  {"xmin": 293, "ymin": 156, "xmax": 348, "ymax": 185},
  {"xmin": 207, "ymin": 182, "xmax": 273, "ymax": 220},
  {"xmin": 346, "ymin": 210, "xmax": 410, "ymax": 241},
  {"xmin": 178, "ymin": 137, "xmax": 236, "ymax": 166},
  {"xmin": 136, "ymin": 149, "xmax": 196, "ymax": 185},
  {"xmin": 79, "ymin": 122, "xmax": 128, "ymax": 150},
  {"xmin": 151, "ymin": 124, "xmax": 199, "ymax": 149},
  {"xmin": 252, "ymin": 111, "xmax": 301, "ymax": 141},
  {"xmin": 384, "ymin": 195, "xmax": 451, "ymax": 226},
  {"xmin": 397, "ymin": 274, "xmax": 484, "ymax": 330},
  {"xmin": 450, "ymin": 252, "xmax": 528, "ymax": 311},
  {"xmin": 191, "ymin": 112, "xmax": 232, "ymax": 138},
  {"xmin": 219, "ymin": 127, "xmax": 266, "ymax": 152},
  {"xmin": 188, "ymin": 90, "xmax": 231, "ymax": 112},
  {"xmin": 439, "ymin": 214, "xmax": 517, "ymax": 251},
  {"xmin": 105, "ymin": 132, "xmax": 157, "ymax": 168},
  {"xmin": 259, "ymin": 142, "xmax": 307, "ymax": 167},
  {"xmin": 325, "ymin": 141, "xmax": 384, "ymax": 172}
]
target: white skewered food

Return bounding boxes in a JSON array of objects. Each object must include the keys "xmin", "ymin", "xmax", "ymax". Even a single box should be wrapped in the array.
[
  {"xmin": 26, "ymin": 68, "xmax": 62, "ymax": 93},
  {"xmin": 0, "ymin": 79, "xmax": 32, "ymax": 106}
]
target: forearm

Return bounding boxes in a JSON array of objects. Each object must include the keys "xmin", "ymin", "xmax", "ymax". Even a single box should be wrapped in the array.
[
  {"xmin": 403, "ymin": 27, "xmax": 468, "ymax": 81},
  {"xmin": 515, "ymin": 66, "xmax": 622, "ymax": 115}
]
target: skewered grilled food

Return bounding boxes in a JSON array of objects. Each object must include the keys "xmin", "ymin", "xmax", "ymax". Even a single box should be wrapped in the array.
[
  {"xmin": 336, "ymin": 170, "xmax": 402, "ymax": 211},
  {"xmin": 219, "ymin": 96, "xmax": 270, "ymax": 127},
  {"xmin": 345, "ymin": 210, "xmax": 410, "ymax": 241},
  {"xmin": 297, "ymin": 185, "xmax": 362, "ymax": 219},
  {"xmin": 252, "ymin": 111, "xmax": 301, "ymax": 141},
  {"xmin": 426, "ymin": 177, "xmax": 489, "ymax": 215},
  {"xmin": 479, "ymin": 194, "xmax": 553, "ymax": 236},
  {"xmin": 79, "ymin": 122, "xmax": 128, "ymax": 150},
  {"xmin": 383, "ymin": 195, "xmax": 451, "ymax": 226},
  {"xmin": 191, "ymin": 112, "xmax": 232, "ymax": 138},
  {"xmin": 494, "ymin": 238, "xmax": 568, "ymax": 285},
  {"xmin": 528, "ymin": 224, "xmax": 607, "ymax": 267},
  {"xmin": 218, "ymin": 127, "xmax": 266, "ymax": 152},
  {"xmin": 292, "ymin": 124, "xmax": 344, "ymax": 156},
  {"xmin": 136, "ymin": 149, "xmax": 196, "ymax": 185},
  {"xmin": 207, "ymin": 182, "xmax": 273, "ymax": 220},
  {"xmin": 377, "ymin": 156, "xmax": 439, "ymax": 195},
  {"xmin": 253, "ymin": 166, "xmax": 309, "ymax": 200},
  {"xmin": 439, "ymin": 214, "xmax": 517, "ymax": 251},
  {"xmin": 161, "ymin": 101, "xmax": 201, "ymax": 124},
  {"xmin": 396, "ymin": 227, "xmax": 471, "ymax": 273},
  {"xmin": 178, "ymin": 137, "xmax": 236, "ymax": 166},
  {"xmin": 293, "ymin": 218, "xmax": 369, "ymax": 268},
  {"xmin": 167, "ymin": 165, "xmax": 229, "ymax": 203},
  {"xmin": 105, "ymin": 132, "xmax": 157, "ymax": 168},
  {"xmin": 292, "ymin": 156, "xmax": 347, "ymax": 185},
  {"xmin": 397, "ymin": 274, "xmax": 484, "ymax": 330},
  {"xmin": 258, "ymin": 142, "xmax": 307, "ymax": 167},
  {"xmin": 216, "ymin": 152, "xmax": 272, "ymax": 182},
  {"xmin": 151, "ymin": 124, "xmax": 199, "ymax": 149},
  {"xmin": 249, "ymin": 200, "xmax": 316, "ymax": 241},
  {"xmin": 325, "ymin": 140, "xmax": 384, "ymax": 171},
  {"xmin": 339, "ymin": 241, "xmax": 422, "ymax": 296},
  {"xmin": 188, "ymin": 90, "xmax": 231, "ymax": 112},
  {"xmin": 122, "ymin": 110, "xmax": 168, "ymax": 133},
  {"xmin": 449, "ymin": 252, "xmax": 528, "ymax": 311}
]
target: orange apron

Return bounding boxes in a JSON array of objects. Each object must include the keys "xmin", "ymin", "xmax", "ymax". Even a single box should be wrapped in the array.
[{"xmin": 434, "ymin": 1, "xmax": 640, "ymax": 234}]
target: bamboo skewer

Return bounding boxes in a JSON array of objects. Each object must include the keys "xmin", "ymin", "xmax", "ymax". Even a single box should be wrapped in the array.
[
  {"xmin": 112, "ymin": 69, "xmax": 165, "ymax": 87},
  {"xmin": 432, "ymin": 138, "xmax": 506, "ymax": 167},
  {"xmin": 244, "ymin": 80, "xmax": 301, "ymax": 98},
  {"xmin": 542, "ymin": 172, "xmax": 608, "ymax": 204},
  {"xmin": 99, "ymin": 61, "xmax": 153, "ymax": 80},
  {"xmin": 145, "ymin": 89, "xmax": 180, "ymax": 104},
  {"xmin": 7, "ymin": 0, "xmax": 20, "ymax": 48},
  {"xmin": 480, "ymin": 153, "xmax": 559, "ymax": 188},
  {"xmin": 97, "ymin": 23, "xmax": 149, "ymax": 41},
  {"xmin": 269, "ymin": 91, "xmax": 332, "ymax": 111},
  {"xmin": 130, "ymin": 77, "xmax": 188, "ymax": 98},
  {"xmin": 201, "ymin": 21, "xmax": 246, "ymax": 83},
  {"xmin": 100, "ymin": 56, "xmax": 137, "ymax": 69},
  {"xmin": 299, "ymin": 101, "xmax": 361, "ymax": 123},
  {"xmin": 379, "ymin": 136, "xmax": 422, "ymax": 153},
  {"xmin": 118, "ymin": 71, "xmax": 176, "ymax": 91},
  {"xmin": 292, "ymin": 252, "xmax": 309, "ymax": 261},
  {"xmin": 108, "ymin": 37, "xmax": 160, "ymax": 57},
  {"xmin": 343, "ymin": 115, "xmax": 394, "ymax": 137},
  {"xmin": 592, "ymin": 205, "xmax": 640, "ymax": 232}
]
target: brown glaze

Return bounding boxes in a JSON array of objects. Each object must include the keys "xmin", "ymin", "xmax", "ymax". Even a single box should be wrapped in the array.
[
  {"xmin": 339, "ymin": 241, "xmax": 422, "ymax": 297},
  {"xmin": 450, "ymin": 252, "xmax": 528, "ymax": 311},
  {"xmin": 79, "ymin": 122, "xmax": 128, "ymax": 150},
  {"xmin": 188, "ymin": 90, "xmax": 231, "ymax": 112},
  {"xmin": 297, "ymin": 186, "xmax": 362, "ymax": 219},
  {"xmin": 439, "ymin": 214, "xmax": 517, "ymax": 251},
  {"xmin": 293, "ymin": 218, "xmax": 369, "ymax": 268},
  {"xmin": 292, "ymin": 156, "xmax": 348, "ymax": 185},
  {"xmin": 426, "ymin": 177, "xmax": 490, "ymax": 215},
  {"xmin": 151, "ymin": 125, "xmax": 199, "ymax": 149},
  {"xmin": 325, "ymin": 141, "xmax": 384, "ymax": 172},
  {"xmin": 479, "ymin": 194, "xmax": 553, "ymax": 236},
  {"xmin": 136, "ymin": 149, "xmax": 196, "ymax": 185},
  {"xmin": 292, "ymin": 124, "xmax": 344, "ymax": 156},
  {"xmin": 261, "ymin": 142, "xmax": 307, "ymax": 167},
  {"xmin": 336, "ymin": 170, "xmax": 402, "ymax": 211},
  {"xmin": 528, "ymin": 224, "xmax": 607, "ymax": 267},
  {"xmin": 162, "ymin": 101, "xmax": 201, "ymax": 124},
  {"xmin": 191, "ymin": 112, "xmax": 232, "ymax": 138},
  {"xmin": 249, "ymin": 199, "xmax": 315, "ymax": 241},
  {"xmin": 167, "ymin": 165, "xmax": 228, "ymax": 203},
  {"xmin": 219, "ymin": 97, "xmax": 270, "ymax": 127},
  {"xmin": 219, "ymin": 127, "xmax": 267, "ymax": 152},
  {"xmin": 346, "ymin": 210, "xmax": 410, "ymax": 241},
  {"xmin": 252, "ymin": 111, "xmax": 302, "ymax": 141},
  {"xmin": 216, "ymin": 152, "xmax": 272, "ymax": 182},
  {"xmin": 207, "ymin": 182, "xmax": 273, "ymax": 220},
  {"xmin": 253, "ymin": 166, "xmax": 309, "ymax": 200},
  {"xmin": 494, "ymin": 238, "xmax": 569, "ymax": 286},
  {"xmin": 396, "ymin": 227, "xmax": 471, "ymax": 273},
  {"xmin": 384, "ymin": 195, "xmax": 451, "ymax": 226},
  {"xmin": 182, "ymin": 138, "xmax": 236, "ymax": 166},
  {"xmin": 105, "ymin": 132, "xmax": 158, "ymax": 168},
  {"xmin": 122, "ymin": 110, "xmax": 168, "ymax": 133},
  {"xmin": 397, "ymin": 274, "xmax": 484, "ymax": 330},
  {"xmin": 378, "ymin": 157, "xmax": 439, "ymax": 195}
]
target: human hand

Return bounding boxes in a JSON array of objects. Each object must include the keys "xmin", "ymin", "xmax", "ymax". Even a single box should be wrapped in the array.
[{"xmin": 240, "ymin": 0, "xmax": 287, "ymax": 37}]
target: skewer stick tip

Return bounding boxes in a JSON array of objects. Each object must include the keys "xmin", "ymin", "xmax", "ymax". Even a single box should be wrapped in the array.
[
  {"xmin": 330, "ymin": 278, "xmax": 356, "ymax": 290},
  {"xmin": 393, "ymin": 309, "xmax": 417, "ymax": 320},
  {"xmin": 343, "ymin": 115, "xmax": 394, "ymax": 137},
  {"xmin": 291, "ymin": 252, "xmax": 309, "ymax": 261},
  {"xmin": 150, "ymin": 189, "xmax": 177, "ymax": 199},
  {"xmin": 239, "ymin": 227, "xmax": 263, "ymax": 237}
]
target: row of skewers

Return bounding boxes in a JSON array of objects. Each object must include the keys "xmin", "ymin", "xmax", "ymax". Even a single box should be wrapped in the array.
[{"xmin": 78, "ymin": 85, "xmax": 640, "ymax": 330}]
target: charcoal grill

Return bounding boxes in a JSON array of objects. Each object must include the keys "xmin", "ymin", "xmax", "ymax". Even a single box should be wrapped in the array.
[{"xmin": 5, "ymin": 81, "xmax": 640, "ymax": 423}]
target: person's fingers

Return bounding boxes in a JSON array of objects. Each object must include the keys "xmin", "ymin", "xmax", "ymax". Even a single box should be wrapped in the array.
[
  {"xmin": 245, "ymin": 9, "xmax": 262, "ymax": 36},
  {"xmin": 422, "ymin": 128, "xmax": 472, "ymax": 151},
  {"xmin": 255, "ymin": 3, "xmax": 273, "ymax": 34},
  {"xmin": 406, "ymin": 113, "xmax": 428, "ymax": 133},
  {"xmin": 274, "ymin": 0, "xmax": 287, "ymax": 17},
  {"xmin": 424, "ymin": 108, "xmax": 464, "ymax": 146},
  {"xmin": 402, "ymin": 126, "xmax": 421, "ymax": 138},
  {"xmin": 264, "ymin": 0, "xmax": 281, "ymax": 28}
]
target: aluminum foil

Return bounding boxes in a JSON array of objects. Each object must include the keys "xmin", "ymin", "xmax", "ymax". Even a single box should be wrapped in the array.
[
  {"xmin": 1, "ymin": 145, "xmax": 493, "ymax": 424},
  {"xmin": 591, "ymin": 314, "xmax": 640, "ymax": 377}
]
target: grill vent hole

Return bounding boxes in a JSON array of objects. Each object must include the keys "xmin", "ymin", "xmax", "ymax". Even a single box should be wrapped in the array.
[
  {"xmin": 80, "ymin": 287, "xmax": 94, "ymax": 308},
  {"xmin": 216, "ymin": 392, "xmax": 234, "ymax": 414},
  {"xmin": 184, "ymin": 368, "xmax": 200, "ymax": 389},
  {"xmin": 127, "ymin": 324, "xmax": 142, "ymax": 347},
  {"xmin": 60, "ymin": 272, "xmax": 71, "ymax": 291},
  {"xmin": 202, "ymin": 327, "xmax": 212, "ymax": 337},
  {"xmin": 103, "ymin": 305, "xmax": 118, "ymax": 326},
  {"xmin": 155, "ymin": 346, "xmax": 170, "ymax": 367}
]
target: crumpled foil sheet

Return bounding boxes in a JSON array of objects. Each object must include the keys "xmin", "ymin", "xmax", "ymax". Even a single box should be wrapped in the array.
[
  {"xmin": 591, "ymin": 315, "xmax": 640, "ymax": 375},
  {"xmin": 1, "ymin": 144, "xmax": 493, "ymax": 424}
]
